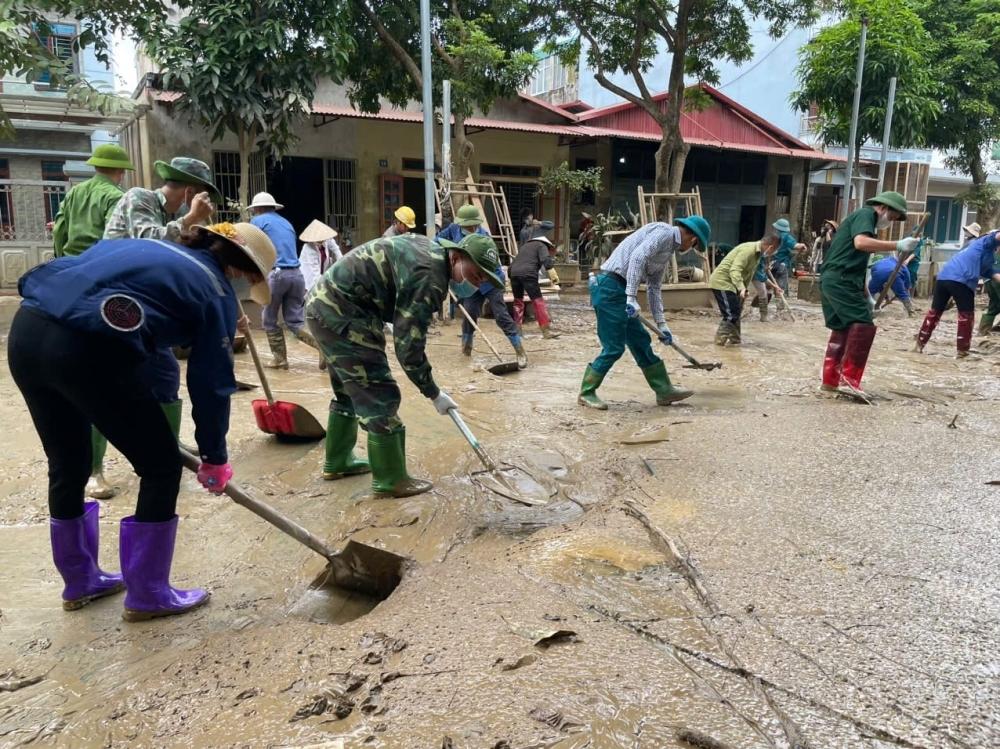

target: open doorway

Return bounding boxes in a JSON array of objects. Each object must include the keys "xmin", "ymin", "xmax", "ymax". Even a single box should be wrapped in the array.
[
  {"xmin": 265, "ymin": 157, "xmax": 325, "ymax": 240},
  {"xmin": 738, "ymin": 205, "xmax": 766, "ymax": 243},
  {"xmin": 402, "ymin": 177, "xmax": 428, "ymax": 234}
]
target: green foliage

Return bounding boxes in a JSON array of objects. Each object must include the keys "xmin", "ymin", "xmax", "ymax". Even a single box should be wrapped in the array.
[
  {"xmin": 536, "ymin": 161, "xmax": 603, "ymax": 197},
  {"xmin": 792, "ymin": 0, "xmax": 940, "ymax": 150},
  {"xmin": 0, "ymin": 0, "xmax": 157, "ymax": 135},
  {"xmin": 145, "ymin": 0, "xmax": 353, "ymax": 161},
  {"xmin": 344, "ymin": 1, "xmax": 543, "ymax": 116}
]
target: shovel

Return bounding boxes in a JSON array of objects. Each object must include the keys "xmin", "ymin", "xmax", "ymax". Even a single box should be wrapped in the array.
[
  {"xmin": 450, "ymin": 291, "xmax": 520, "ymax": 376},
  {"xmin": 874, "ymin": 213, "xmax": 930, "ymax": 311},
  {"xmin": 239, "ymin": 301, "xmax": 325, "ymax": 441},
  {"xmin": 638, "ymin": 315, "xmax": 722, "ymax": 371},
  {"xmin": 179, "ymin": 447, "xmax": 406, "ymax": 598}
]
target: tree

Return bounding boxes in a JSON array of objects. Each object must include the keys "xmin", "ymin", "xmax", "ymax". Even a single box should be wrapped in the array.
[
  {"xmin": 0, "ymin": 0, "xmax": 160, "ymax": 135},
  {"xmin": 143, "ymin": 0, "xmax": 353, "ymax": 214},
  {"xmin": 551, "ymin": 0, "xmax": 819, "ymax": 204},
  {"xmin": 792, "ymin": 0, "xmax": 940, "ymax": 169},
  {"xmin": 536, "ymin": 160, "xmax": 603, "ymax": 255},
  {"xmin": 344, "ymin": 1, "xmax": 542, "ymax": 184},
  {"xmin": 915, "ymin": 0, "xmax": 1000, "ymax": 227}
]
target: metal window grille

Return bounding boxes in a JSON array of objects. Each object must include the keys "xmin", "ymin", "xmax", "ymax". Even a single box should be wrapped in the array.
[
  {"xmin": 0, "ymin": 178, "xmax": 69, "ymax": 242},
  {"xmin": 324, "ymin": 158, "xmax": 357, "ymax": 242},
  {"xmin": 213, "ymin": 151, "xmax": 242, "ymax": 222},
  {"xmin": 40, "ymin": 161, "xmax": 66, "ymax": 226},
  {"xmin": 34, "ymin": 23, "xmax": 77, "ymax": 85},
  {"xmin": 0, "ymin": 159, "xmax": 12, "ymax": 240}
]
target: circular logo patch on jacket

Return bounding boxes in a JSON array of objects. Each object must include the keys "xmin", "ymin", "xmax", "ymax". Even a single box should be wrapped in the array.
[{"xmin": 100, "ymin": 294, "xmax": 145, "ymax": 332}]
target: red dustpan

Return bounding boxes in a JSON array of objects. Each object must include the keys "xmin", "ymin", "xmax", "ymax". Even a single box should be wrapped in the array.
[{"xmin": 238, "ymin": 301, "xmax": 325, "ymax": 441}]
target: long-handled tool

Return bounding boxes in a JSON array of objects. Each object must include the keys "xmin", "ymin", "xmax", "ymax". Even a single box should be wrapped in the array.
[
  {"xmin": 239, "ymin": 301, "xmax": 325, "ymax": 441},
  {"xmin": 638, "ymin": 315, "xmax": 722, "ymax": 371},
  {"xmin": 447, "ymin": 407, "xmax": 496, "ymax": 471},
  {"xmin": 449, "ymin": 290, "xmax": 520, "ymax": 376},
  {"xmin": 765, "ymin": 268, "xmax": 796, "ymax": 322},
  {"xmin": 179, "ymin": 448, "xmax": 406, "ymax": 597},
  {"xmin": 874, "ymin": 213, "xmax": 929, "ymax": 310}
]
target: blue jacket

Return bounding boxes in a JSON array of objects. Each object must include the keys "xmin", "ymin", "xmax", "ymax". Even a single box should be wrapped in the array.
[
  {"xmin": 867, "ymin": 256, "xmax": 912, "ymax": 301},
  {"xmin": 938, "ymin": 232, "xmax": 1000, "ymax": 289},
  {"xmin": 773, "ymin": 231, "xmax": 795, "ymax": 267},
  {"xmin": 435, "ymin": 224, "xmax": 504, "ymax": 293},
  {"xmin": 251, "ymin": 212, "xmax": 299, "ymax": 268},
  {"xmin": 19, "ymin": 238, "xmax": 238, "ymax": 463}
]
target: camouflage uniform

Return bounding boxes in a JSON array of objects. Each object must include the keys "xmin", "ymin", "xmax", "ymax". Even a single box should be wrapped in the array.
[
  {"xmin": 104, "ymin": 188, "xmax": 185, "ymax": 242},
  {"xmin": 305, "ymin": 234, "xmax": 448, "ymax": 434}
]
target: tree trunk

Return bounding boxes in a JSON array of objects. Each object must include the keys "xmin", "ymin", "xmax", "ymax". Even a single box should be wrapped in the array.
[
  {"xmin": 968, "ymin": 148, "xmax": 1000, "ymax": 229},
  {"xmin": 453, "ymin": 112, "xmax": 475, "ymax": 185},
  {"xmin": 237, "ymin": 124, "xmax": 252, "ymax": 221},
  {"xmin": 652, "ymin": 0, "xmax": 690, "ymax": 219}
]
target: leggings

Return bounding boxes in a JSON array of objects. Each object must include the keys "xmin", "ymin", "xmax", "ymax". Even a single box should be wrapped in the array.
[
  {"xmin": 7, "ymin": 308, "xmax": 181, "ymax": 521},
  {"xmin": 931, "ymin": 280, "xmax": 974, "ymax": 313}
]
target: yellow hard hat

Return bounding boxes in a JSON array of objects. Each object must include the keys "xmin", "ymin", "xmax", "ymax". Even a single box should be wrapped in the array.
[{"xmin": 394, "ymin": 206, "xmax": 417, "ymax": 229}]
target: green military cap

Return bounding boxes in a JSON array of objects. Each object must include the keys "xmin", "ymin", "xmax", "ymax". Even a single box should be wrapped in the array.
[
  {"xmin": 456, "ymin": 204, "xmax": 484, "ymax": 227},
  {"xmin": 154, "ymin": 157, "xmax": 222, "ymax": 203},
  {"xmin": 86, "ymin": 144, "xmax": 134, "ymax": 170},
  {"xmin": 443, "ymin": 234, "xmax": 504, "ymax": 289},
  {"xmin": 866, "ymin": 191, "xmax": 908, "ymax": 218}
]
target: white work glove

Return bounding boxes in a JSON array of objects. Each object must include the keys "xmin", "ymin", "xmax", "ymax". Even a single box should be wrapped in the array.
[
  {"xmin": 657, "ymin": 322, "xmax": 674, "ymax": 345},
  {"xmin": 625, "ymin": 296, "xmax": 640, "ymax": 318},
  {"xmin": 431, "ymin": 391, "xmax": 458, "ymax": 415},
  {"xmin": 547, "ymin": 268, "xmax": 560, "ymax": 284},
  {"xmin": 896, "ymin": 237, "xmax": 920, "ymax": 256}
]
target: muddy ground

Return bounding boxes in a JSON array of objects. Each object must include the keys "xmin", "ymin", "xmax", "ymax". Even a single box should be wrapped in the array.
[{"xmin": 0, "ymin": 286, "xmax": 998, "ymax": 749}]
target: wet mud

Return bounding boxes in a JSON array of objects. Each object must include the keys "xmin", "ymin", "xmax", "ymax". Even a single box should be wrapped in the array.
[{"xmin": 0, "ymin": 289, "xmax": 998, "ymax": 747}]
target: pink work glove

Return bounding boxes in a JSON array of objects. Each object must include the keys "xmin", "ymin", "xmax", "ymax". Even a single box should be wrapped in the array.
[{"xmin": 197, "ymin": 462, "xmax": 233, "ymax": 494}]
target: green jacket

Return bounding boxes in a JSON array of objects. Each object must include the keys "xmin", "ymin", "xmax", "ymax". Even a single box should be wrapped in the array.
[
  {"xmin": 307, "ymin": 234, "xmax": 449, "ymax": 398},
  {"xmin": 52, "ymin": 173, "xmax": 124, "ymax": 257},
  {"xmin": 709, "ymin": 240, "xmax": 762, "ymax": 293}
]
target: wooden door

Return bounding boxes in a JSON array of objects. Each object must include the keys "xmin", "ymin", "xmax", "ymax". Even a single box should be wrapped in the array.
[{"xmin": 379, "ymin": 174, "xmax": 404, "ymax": 234}]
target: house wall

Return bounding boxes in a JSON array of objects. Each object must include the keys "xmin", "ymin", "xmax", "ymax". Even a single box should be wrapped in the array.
[{"xmin": 136, "ymin": 102, "xmax": 572, "ymax": 246}]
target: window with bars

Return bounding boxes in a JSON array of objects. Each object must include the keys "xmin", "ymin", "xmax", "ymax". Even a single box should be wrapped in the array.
[
  {"xmin": 34, "ymin": 23, "xmax": 77, "ymax": 85},
  {"xmin": 324, "ymin": 158, "xmax": 357, "ymax": 239},
  {"xmin": 41, "ymin": 160, "xmax": 67, "ymax": 226},
  {"xmin": 213, "ymin": 151, "xmax": 243, "ymax": 222},
  {"xmin": 529, "ymin": 55, "xmax": 568, "ymax": 96},
  {"xmin": 0, "ymin": 159, "xmax": 13, "ymax": 240}
]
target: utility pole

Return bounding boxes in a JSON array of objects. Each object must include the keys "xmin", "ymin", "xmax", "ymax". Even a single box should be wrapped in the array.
[
  {"xmin": 841, "ymin": 15, "xmax": 868, "ymax": 222},
  {"xmin": 877, "ymin": 76, "xmax": 897, "ymax": 192},
  {"xmin": 442, "ymin": 80, "xmax": 452, "ymax": 185},
  {"xmin": 420, "ymin": 0, "xmax": 434, "ymax": 239}
]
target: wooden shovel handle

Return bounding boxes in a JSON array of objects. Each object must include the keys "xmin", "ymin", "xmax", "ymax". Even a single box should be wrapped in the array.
[
  {"xmin": 449, "ymin": 289, "xmax": 506, "ymax": 363},
  {"xmin": 236, "ymin": 300, "xmax": 275, "ymax": 406}
]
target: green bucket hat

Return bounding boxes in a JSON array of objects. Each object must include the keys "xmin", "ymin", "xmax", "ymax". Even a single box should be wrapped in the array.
[
  {"xmin": 866, "ymin": 191, "xmax": 908, "ymax": 219},
  {"xmin": 456, "ymin": 204, "xmax": 484, "ymax": 227},
  {"xmin": 154, "ymin": 157, "xmax": 222, "ymax": 203},
  {"xmin": 86, "ymin": 144, "xmax": 134, "ymax": 170},
  {"xmin": 674, "ymin": 215, "xmax": 711, "ymax": 250},
  {"xmin": 445, "ymin": 234, "xmax": 504, "ymax": 289}
]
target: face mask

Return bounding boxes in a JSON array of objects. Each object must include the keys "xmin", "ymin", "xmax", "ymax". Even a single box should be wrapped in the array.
[
  {"xmin": 876, "ymin": 211, "xmax": 891, "ymax": 230},
  {"xmin": 450, "ymin": 279, "xmax": 477, "ymax": 299}
]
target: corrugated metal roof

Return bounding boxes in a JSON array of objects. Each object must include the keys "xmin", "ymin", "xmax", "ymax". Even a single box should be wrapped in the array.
[{"xmin": 310, "ymin": 104, "xmax": 586, "ymax": 137}]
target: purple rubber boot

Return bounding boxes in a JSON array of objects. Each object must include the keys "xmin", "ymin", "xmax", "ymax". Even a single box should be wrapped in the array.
[
  {"xmin": 50, "ymin": 501, "xmax": 125, "ymax": 611},
  {"xmin": 119, "ymin": 515, "xmax": 209, "ymax": 622}
]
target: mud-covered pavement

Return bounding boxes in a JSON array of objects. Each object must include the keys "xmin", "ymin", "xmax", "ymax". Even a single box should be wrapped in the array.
[{"xmin": 1, "ymin": 288, "xmax": 998, "ymax": 748}]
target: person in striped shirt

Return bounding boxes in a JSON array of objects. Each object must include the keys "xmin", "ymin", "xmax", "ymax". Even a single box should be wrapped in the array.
[{"xmin": 578, "ymin": 216, "xmax": 711, "ymax": 410}]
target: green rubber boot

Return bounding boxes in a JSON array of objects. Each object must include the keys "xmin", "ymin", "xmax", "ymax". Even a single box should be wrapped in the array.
[
  {"xmin": 978, "ymin": 313, "xmax": 996, "ymax": 336},
  {"xmin": 160, "ymin": 400, "xmax": 182, "ymax": 440},
  {"xmin": 367, "ymin": 428, "xmax": 433, "ymax": 498},
  {"xmin": 641, "ymin": 361, "xmax": 694, "ymax": 406},
  {"xmin": 293, "ymin": 326, "xmax": 319, "ymax": 350},
  {"xmin": 86, "ymin": 428, "xmax": 115, "ymax": 499},
  {"xmin": 577, "ymin": 365, "xmax": 608, "ymax": 410},
  {"xmin": 322, "ymin": 412, "xmax": 371, "ymax": 480}
]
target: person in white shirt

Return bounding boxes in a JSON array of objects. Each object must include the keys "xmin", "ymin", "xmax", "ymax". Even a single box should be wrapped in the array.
[{"xmin": 299, "ymin": 219, "xmax": 342, "ymax": 291}]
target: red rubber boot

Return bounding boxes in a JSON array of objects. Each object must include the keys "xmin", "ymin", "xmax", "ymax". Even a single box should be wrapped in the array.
[
  {"xmin": 821, "ymin": 329, "xmax": 848, "ymax": 392},
  {"xmin": 916, "ymin": 309, "xmax": 942, "ymax": 352},
  {"xmin": 839, "ymin": 323, "xmax": 877, "ymax": 397},
  {"xmin": 956, "ymin": 311, "xmax": 974, "ymax": 357}
]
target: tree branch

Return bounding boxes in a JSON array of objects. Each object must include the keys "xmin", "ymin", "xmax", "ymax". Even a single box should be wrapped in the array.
[
  {"xmin": 579, "ymin": 25, "xmax": 666, "ymax": 125},
  {"xmin": 353, "ymin": 0, "xmax": 423, "ymax": 88}
]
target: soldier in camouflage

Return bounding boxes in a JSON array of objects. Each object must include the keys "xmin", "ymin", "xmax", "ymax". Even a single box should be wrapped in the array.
[{"xmin": 306, "ymin": 232, "xmax": 503, "ymax": 498}]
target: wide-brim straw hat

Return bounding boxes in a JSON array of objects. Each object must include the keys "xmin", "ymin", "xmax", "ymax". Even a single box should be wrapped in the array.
[
  {"xmin": 963, "ymin": 222, "xmax": 982, "ymax": 238},
  {"xmin": 822, "ymin": 219, "xmax": 839, "ymax": 229},
  {"xmin": 195, "ymin": 222, "xmax": 276, "ymax": 304},
  {"xmin": 299, "ymin": 219, "xmax": 337, "ymax": 243}
]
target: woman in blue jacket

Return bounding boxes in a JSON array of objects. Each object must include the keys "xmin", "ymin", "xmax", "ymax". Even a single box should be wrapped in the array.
[
  {"xmin": 916, "ymin": 231, "xmax": 1000, "ymax": 357},
  {"xmin": 8, "ymin": 223, "xmax": 273, "ymax": 621}
]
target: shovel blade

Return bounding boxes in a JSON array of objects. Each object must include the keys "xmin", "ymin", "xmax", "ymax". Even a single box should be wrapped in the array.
[
  {"xmin": 324, "ymin": 540, "xmax": 409, "ymax": 598},
  {"xmin": 252, "ymin": 399, "xmax": 326, "ymax": 440},
  {"xmin": 487, "ymin": 361, "xmax": 520, "ymax": 376}
]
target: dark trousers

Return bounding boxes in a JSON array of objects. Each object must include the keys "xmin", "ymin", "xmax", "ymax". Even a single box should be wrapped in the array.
[
  {"xmin": 7, "ymin": 309, "xmax": 181, "ymax": 521},
  {"xmin": 931, "ymin": 279, "xmax": 975, "ymax": 313},
  {"xmin": 461, "ymin": 286, "xmax": 518, "ymax": 339},
  {"xmin": 712, "ymin": 289, "xmax": 742, "ymax": 324}
]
